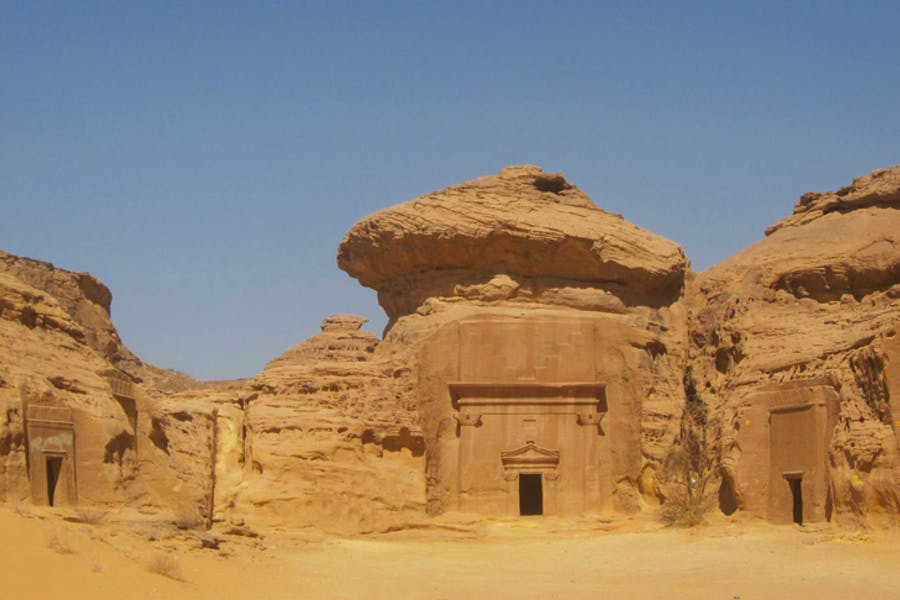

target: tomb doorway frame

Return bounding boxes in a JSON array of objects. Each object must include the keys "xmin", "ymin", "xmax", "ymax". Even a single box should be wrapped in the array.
[{"xmin": 451, "ymin": 382, "xmax": 606, "ymax": 516}]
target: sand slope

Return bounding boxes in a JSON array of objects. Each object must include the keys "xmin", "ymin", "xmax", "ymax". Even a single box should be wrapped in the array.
[{"xmin": 3, "ymin": 506, "xmax": 897, "ymax": 600}]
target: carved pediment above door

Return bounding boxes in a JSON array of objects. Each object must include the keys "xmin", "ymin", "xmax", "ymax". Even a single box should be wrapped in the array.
[{"xmin": 501, "ymin": 441, "xmax": 560, "ymax": 470}]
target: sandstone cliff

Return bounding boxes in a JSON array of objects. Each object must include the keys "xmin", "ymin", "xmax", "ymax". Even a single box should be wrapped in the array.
[
  {"xmin": 0, "ymin": 266, "xmax": 141, "ymax": 506},
  {"xmin": 190, "ymin": 315, "xmax": 425, "ymax": 533},
  {"xmin": 2, "ymin": 163, "xmax": 897, "ymax": 533},
  {"xmin": 0, "ymin": 252, "xmax": 218, "ymax": 522},
  {"xmin": 0, "ymin": 251, "xmax": 200, "ymax": 397},
  {"xmin": 166, "ymin": 166, "xmax": 693, "ymax": 531},
  {"xmin": 689, "ymin": 165, "xmax": 899, "ymax": 525},
  {"xmin": 339, "ymin": 166, "xmax": 691, "ymax": 515}
]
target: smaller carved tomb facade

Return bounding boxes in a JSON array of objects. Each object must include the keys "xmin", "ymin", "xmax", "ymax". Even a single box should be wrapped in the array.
[
  {"xmin": 23, "ymin": 373, "xmax": 140, "ymax": 508},
  {"xmin": 444, "ymin": 317, "xmax": 637, "ymax": 516},
  {"xmin": 26, "ymin": 403, "xmax": 77, "ymax": 506},
  {"xmin": 734, "ymin": 380, "xmax": 838, "ymax": 525}
]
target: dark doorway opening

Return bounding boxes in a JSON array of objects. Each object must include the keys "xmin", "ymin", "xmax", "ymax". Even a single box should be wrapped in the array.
[
  {"xmin": 46, "ymin": 456, "xmax": 63, "ymax": 506},
  {"xmin": 787, "ymin": 476, "xmax": 803, "ymax": 525},
  {"xmin": 519, "ymin": 473, "xmax": 543, "ymax": 516},
  {"xmin": 718, "ymin": 473, "xmax": 738, "ymax": 516}
]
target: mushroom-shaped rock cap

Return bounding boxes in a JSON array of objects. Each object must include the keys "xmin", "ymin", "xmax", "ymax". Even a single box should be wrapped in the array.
[{"xmin": 338, "ymin": 166, "xmax": 686, "ymax": 294}]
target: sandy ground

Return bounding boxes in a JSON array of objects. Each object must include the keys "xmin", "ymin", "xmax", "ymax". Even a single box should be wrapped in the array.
[{"xmin": 2, "ymin": 505, "xmax": 897, "ymax": 600}]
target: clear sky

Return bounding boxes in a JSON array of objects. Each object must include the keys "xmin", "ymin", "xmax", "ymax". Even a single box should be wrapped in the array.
[{"xmin": 2, "ymin": 2, "xmax": 898, "ymax": 380}]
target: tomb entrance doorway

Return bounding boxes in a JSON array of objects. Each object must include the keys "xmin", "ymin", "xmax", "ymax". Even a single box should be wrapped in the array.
[
  {"xmin": 787, "ymin": 475, "xmax": 803, "ymax": 525},
  {"xmin": 45, "ymin": 455, "xmax": 64, "ymax": 506},
  {"xmin": 518, "ymin": 473, "xmax": 543, "ymax": 515}
]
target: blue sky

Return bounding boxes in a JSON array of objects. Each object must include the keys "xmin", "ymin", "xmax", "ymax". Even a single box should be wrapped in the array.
[{"xmin": 2, "ymin": 2, "xmax": 898, "ymax": 380}]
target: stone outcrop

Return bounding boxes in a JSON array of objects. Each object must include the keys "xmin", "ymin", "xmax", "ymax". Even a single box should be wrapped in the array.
[
  {"xmin": 141, "ymin": 166, "xmax": 692, "ymax": 530},
  {"xmin": 220, "ymin": 315, "xmax": 424, "ymax": 533},
  {"xmin": 339, "ymin": 166, "xmax": 691, "ymax": 516},
  {"xmin": 1, "ymin": 163, "xmax": 897, "ymax": 532},
  {"xmin": 689, "ymin": 165, "xmax": 900, "ymax": 525},
  {"xmin": 0, "ymin": 266, "xmax": 142, "ymax": 506},
  {"xmin": 0, "ymin": 251, "xmax": 200, "ymax": 398},
  {"xmin": 339, "ymin": 165, "xmax": 687, "ymax": 324},
  {"xmin": 765, "ymin": 166, "xmax": 900, "ymax": 235},
  {"xmin": 0, "ymin": 254, "xmax": 217, "ymax": 522}
]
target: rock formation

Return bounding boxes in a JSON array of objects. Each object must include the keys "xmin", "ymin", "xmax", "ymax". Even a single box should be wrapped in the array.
[
  {"xmin": 338, "ymin": 165, "xmax": 691, "ymax": 516},
  {"xmin": 197, "ymin": 314, "xmax": 424, "ymax": 533},
  {"xmin": 0, "ymin": 261, "xmax": 146, "ymax": 507},
  {"xmin": 0, "ymin": 252, "xmax": 224, "ymax": 523},
  {"xmin": 689, "ymin": 165, "xmax": 900, "ymax": 525},
  {"xmin": 338, "ymin": 165, "xmax": 686, "ymax": 324},
  {"xmin": 0, "ymin": 251, "xmax": 200, "ymax": 397},
  {"xmin": 0, "ymin": 164, "xmax": 897, "ymax": 532}
]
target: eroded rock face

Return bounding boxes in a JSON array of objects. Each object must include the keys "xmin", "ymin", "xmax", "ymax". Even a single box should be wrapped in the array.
[
  {"xmin": 0, "ymin": 255, "xmax": 215, "ymax": 521},
  {"xmin": 339, "ymin": 166, "xmax": 687, "ymax": 323},
  {"xmin": 690, "ymin": 165, "xmax": 900, "ymax": 525},
  {"xmin": 0, "ymin": 267, "xmax": 148, "ymax": 507},
  {"xmin": 2, "ymin": 163, "xmax": 897, "ymax": 532},
  {"xmin": 164, "ymin": 167, "xmax": 693, "ymax": 531},
  {"xmin": 0, "ymin": 269, "xmax": 130, "ymax": 502},
  {"xmin": 217, "ymin": 315, "xmax": 425, "ymax": 533},
  {"xmin": 766, "ymin": 166, "xmax": 900, "ymax": 235},
  {"xmin": 0, "ymin": 251, "xmax": 200, "ymax": 397},
  {"xmin": 339, "ymin": 166, "xmax": 691, "ymax": 517}
]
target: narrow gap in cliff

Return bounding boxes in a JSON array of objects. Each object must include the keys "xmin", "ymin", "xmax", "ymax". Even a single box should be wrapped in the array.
[
  {"xmin": 46, "ymin": 456, "xmax": 63, "ymax": 506},
  {"xmin": 240, "ymin": 424, "xmax": 247, "ymax": 465}
]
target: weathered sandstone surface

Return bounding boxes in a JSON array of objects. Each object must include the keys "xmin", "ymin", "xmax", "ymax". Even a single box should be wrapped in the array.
[
  {"xmin": 338, "ymin": 166, "xmax": 691, "ymax": 516},
  {"xmin": 174, "ymin": 315, "xmax": 426, "ymax": 533},
  {"xmin": 689, "ymin": 165, "xmax": 899, "ymax": 525},
  {"xmin": 339, "ymin": 165, "xmax": 687, "ymax": 323},
  {"xmin": 0, "ymin": 253, "xmax": 224, "ymax": 522},
  {"xmin": 0, "ymin": 251, "xmax": 201, "ymax": 398},
  {"xmin": 1, "ymin": 164, "xmax": 897, "ymax": 532}
]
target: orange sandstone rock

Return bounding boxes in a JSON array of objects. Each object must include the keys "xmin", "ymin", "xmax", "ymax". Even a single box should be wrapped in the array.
[{"xmin": 1, "ymin": 164, "xmax": 897, "ymax": 533}]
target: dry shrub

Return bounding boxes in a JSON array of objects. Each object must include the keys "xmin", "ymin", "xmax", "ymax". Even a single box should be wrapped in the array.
[
  {"xmin": 74, "ymin": 506, "xmax": 108, "ymax": 525},
  {"xmin": 146, "ymin": 553, "xmax": 184, "ymax": 581},
  {"xmin": 46, "ymin": 528, "xmax": 76, "ymax": 555},
  {"xmin": 660, "ymin": 488, "xmax": 715, "ymax": 527},
  {"xmin": 660, "ymin": 368, "xmax": 715, "ymax": 527},
  {"xmin": 91, "ymin": 557, "xmax": 104, "ymax": 573}
]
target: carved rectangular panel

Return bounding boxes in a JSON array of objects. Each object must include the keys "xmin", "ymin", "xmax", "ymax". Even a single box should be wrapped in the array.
[{"xmin": 458, "ymin": 319, "xmax": 595, "ymax": 382}]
